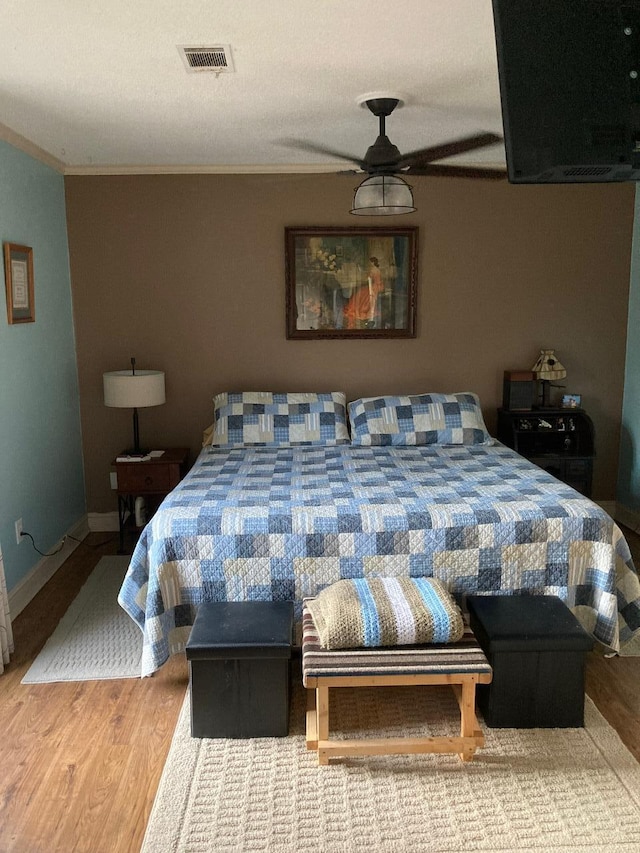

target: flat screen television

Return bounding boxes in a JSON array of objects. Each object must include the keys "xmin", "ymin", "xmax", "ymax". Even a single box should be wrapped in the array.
[{"xmin": 491, "ymin": 0, "xmax": 640, "ymax": 182}]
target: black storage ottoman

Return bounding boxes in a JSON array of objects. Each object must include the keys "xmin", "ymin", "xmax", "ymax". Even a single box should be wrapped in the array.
[
  {"xmin": 185, "ymin": 600, "xmax": 294, "ymax": 738},
  {"xmin": 466, "ymin": 595, "xmax": 594, "ymax": 728}
]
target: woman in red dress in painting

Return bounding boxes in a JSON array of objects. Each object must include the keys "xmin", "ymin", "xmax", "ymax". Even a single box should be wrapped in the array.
[{"xmin": 343, "ymin": 256, "xmax": 384, "ymax": 329}]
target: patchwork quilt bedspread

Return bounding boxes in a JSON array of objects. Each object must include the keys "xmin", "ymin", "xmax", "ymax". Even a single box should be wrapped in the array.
[{"xmin": 118, "ymin": 444, "xmax": 640, "ymax": 676}]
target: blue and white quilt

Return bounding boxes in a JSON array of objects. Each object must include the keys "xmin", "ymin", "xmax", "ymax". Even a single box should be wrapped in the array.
[{"xmin": 118, "ymin": 444, "xmax": 640, "ymax": 676}]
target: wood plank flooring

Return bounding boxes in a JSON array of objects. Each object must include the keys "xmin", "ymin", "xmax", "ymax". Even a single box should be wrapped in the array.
[
  {"xmin": 0, "ymin": 531, "xmax": 639, "ymax": 853},
  {"xmin": 0, "ymin": 534, "xmax": 188, "ymax": 853}
]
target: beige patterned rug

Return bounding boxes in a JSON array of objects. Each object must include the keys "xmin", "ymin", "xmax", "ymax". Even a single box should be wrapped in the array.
[{"xmin": 142, "ymin": 675, "xmax": 640, "ymax": 853}]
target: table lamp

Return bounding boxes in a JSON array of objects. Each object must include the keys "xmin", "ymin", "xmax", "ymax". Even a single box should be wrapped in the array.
[
  {"xmin": 103, "ymin": 357, "xmax": 166, "ymax": 456},
  {"xmin": 531, "ymin": 349, "xmax": 566, "ymax": 408}
]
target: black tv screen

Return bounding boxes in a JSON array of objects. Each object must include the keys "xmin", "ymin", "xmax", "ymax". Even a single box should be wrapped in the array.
[{"xmin": 492, "ymin": 0, "xmax": 640, "ymax": 182}]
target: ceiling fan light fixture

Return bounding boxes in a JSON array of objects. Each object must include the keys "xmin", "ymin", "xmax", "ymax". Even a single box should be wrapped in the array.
[{"xmin": 350, "ymin": 174, "xmax": 416, "ymax": 216}]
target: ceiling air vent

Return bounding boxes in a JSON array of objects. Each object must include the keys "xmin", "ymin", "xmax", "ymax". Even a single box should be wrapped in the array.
[{"xmin": 178, "ymin": 45, "xmax": 235, "ymax": 74}]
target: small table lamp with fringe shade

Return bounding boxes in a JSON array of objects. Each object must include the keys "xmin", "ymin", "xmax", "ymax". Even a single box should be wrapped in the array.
[{"xmin": 531, "ymin": 349, "xmax": 566, "ymax": 408}]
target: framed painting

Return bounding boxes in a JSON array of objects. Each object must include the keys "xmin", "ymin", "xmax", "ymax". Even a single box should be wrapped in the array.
[
  {"xmin": 285, "ymin": 226, "xmax": 418, "ymax": 339},
  {"xmin": 4, "ymin": 242, "xmax": 35, "ymax": 324}
]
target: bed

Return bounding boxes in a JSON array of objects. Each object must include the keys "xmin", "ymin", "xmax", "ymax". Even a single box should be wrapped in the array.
[{"xmin": 118, "ymin": 391, "xmax": 640, "ymax": 676}]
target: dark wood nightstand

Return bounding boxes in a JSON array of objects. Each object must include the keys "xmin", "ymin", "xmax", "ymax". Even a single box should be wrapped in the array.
[
  {"xmin": 496, "ymin": 408, "xmax": 595, "ymax": 497},
  {"xmin": 114, "ymin": 448, "xmax": 189, "ymax": 553}
]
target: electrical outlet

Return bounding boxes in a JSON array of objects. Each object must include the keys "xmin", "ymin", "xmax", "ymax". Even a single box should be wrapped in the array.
[
  {"xmin": 110, "ymin": 471, "xmax": 118, "ymax": 489},
  {"xmin": 15, "ymin": 518, "xmax": 23, "ymax": 545}
]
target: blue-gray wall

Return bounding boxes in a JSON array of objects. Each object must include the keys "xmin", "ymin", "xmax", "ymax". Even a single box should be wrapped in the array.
[{"xmin": 0, "ymin": 140, "xmax": 85, "ymax": 592}]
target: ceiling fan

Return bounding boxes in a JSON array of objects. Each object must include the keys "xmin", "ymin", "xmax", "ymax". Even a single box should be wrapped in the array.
[{"xmin": 282, "ymin": 96, "xmax": 506, "ymax": 181}]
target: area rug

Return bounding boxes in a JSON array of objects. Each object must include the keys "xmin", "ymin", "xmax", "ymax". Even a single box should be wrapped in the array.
[
  {"xmin": 21, "ymin": 555, "xmax": 142, "ymax": 683},
  {"xmin": 142, "ymin": 678, "xmax": 640, "ymax": 853}
]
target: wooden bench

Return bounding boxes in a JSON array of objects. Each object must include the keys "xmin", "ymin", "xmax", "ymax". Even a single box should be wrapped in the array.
[{"xmin": 302, "ymin": 603, "xmax": 492, "ymax": 765}]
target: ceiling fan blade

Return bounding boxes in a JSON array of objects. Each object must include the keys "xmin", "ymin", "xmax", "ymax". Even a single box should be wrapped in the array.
[
  {"xmin": 397, "ymin": 133, "xmax": 503, "ymax": 169},
  {"xmin": 405, "ymin": 163, "xmax": 506, "ymax": 180},
  {"xmin": 277, "ymin": 138, "xmax": 366, "ymax": 169}
]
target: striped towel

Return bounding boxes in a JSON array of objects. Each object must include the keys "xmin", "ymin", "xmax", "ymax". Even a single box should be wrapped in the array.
[{"xmin": 306, "ymin": 577, "xmax": 464, "ymax": 650}]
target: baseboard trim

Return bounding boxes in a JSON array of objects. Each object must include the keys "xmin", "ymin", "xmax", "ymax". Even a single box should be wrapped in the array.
[
  {"xmin": 87, "ymin": 511, "xmax": 120, "ymax": 532},
  {"xmin": 9, "ymin": 516, "xmax": 90, "ymax": 618}
]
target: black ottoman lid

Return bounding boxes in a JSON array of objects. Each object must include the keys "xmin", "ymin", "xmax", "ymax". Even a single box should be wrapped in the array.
[
  {"xmin": 186, "ymin": 601, "xmax": 294, "ymax": 660},
  {"xmin": 466, "ymin": 595, "xmax": 594, "ymax": 652}
]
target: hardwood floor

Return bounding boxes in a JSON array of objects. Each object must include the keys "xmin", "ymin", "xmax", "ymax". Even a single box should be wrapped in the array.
[
  {"xmin": 0, "ymin": 531, "xmax": 639, "ymax": 853},
  {"xmin": 0, "ymin": 534, "xmax": 188, "ymax": 853}
]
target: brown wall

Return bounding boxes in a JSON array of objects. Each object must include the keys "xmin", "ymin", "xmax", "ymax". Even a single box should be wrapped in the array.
[{"xmin": 64, "ymin": 174, "xmax": 635, "ymax": 512}]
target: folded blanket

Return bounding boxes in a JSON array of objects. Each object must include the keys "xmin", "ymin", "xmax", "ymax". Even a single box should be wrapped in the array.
[{"xmin": 306, "ymin": 577, "xmax": 464, "ymax": 650}]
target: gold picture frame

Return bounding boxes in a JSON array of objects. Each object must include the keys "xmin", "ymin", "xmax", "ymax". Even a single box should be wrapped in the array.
[
  {"xmin": 285, "ymin": 226, "xmax": 418, "ymax": 339},
  {"xmin": 4, "ymin": 242, "xmax": 35, "ymax": 324}
]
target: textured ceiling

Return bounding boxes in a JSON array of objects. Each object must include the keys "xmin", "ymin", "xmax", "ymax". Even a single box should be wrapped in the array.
[{"xmin": 0, "ymin": 0, "xmax": 506, "ymax": 174}]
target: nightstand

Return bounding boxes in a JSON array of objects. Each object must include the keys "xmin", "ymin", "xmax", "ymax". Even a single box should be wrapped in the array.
[
  {"xmin": 497, "ymin": 408, "xmax": 595, "ymax": 497},
  {"xmin": 114, "ymin": 448, "xmax": 189, "ymax": 553}
]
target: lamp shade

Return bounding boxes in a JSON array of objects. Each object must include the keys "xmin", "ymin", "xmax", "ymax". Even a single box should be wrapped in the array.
[
  {"xmin": 531, "ymin": 349, "xmax": 567, "ymax": 381},
  {"xmin": 350, "ymin": 174, "xmax": 416, "ymax": 216},
  {"xmin": 103, "ymin": 370, "xmax": 166, "ymax": 408}
]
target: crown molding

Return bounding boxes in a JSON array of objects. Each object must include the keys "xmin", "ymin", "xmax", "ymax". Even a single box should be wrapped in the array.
[
  {"xmin": 63, "ymin": 163, "xmax": 344, "ymax": 176},
  {"xmin": 63, "ymin": 160, "xmax": 506, "ymax": 177},
  {"xmin": 0, "ymin": 122, "xmax": 506, "ymax": 177},
  {"xmin": 0, "ymin": 122, "xmax": 65, "ymax": 173}
]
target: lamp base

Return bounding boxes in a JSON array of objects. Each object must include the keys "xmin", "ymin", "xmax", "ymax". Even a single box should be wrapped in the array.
[
  {"xmin": 121, "ymin": 449, "xmax": 150, "ymax": 458},
  {"xmin": 535, "ymin": 379, "xmax": 567, "ymax": 409}
]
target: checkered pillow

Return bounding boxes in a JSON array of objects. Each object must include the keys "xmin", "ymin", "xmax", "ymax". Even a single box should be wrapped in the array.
[
  {"xmin": 211, "ymin": 391, "xmax": 351, "ymax": 447},
  {"xmin": 348, "ymin": 392, "xmax": 493, "ymax": 446}
]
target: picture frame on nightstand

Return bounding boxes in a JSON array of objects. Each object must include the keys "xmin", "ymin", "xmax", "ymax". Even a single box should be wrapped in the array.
[{"xmin": 561, "ymin": 394, "xmax": 582, "ymax": 409}]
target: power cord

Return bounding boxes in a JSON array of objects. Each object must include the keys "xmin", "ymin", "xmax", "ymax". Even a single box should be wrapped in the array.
[
  {"xmin": 19, "ymin": 531, "xmax": 66, "ymax": 557},
  {"xmin": 20, "ymin": 531, "xmax": 118, "ymax": 556}
]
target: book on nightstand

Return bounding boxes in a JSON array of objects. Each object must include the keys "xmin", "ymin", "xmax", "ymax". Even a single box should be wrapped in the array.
[{"xmin": 115, "ymin": 451, "xmax": 164, "ymax": 462}]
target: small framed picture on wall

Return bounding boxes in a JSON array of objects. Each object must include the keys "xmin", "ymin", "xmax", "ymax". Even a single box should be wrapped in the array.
[{"xmin": 3, "ymin": 242, "xmax": 35, "ymax": 324}]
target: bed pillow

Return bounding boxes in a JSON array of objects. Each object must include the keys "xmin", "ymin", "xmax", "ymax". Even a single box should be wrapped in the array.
[
  {"xmin": 348, "ymin": 392, "xmax": 493, "ymax": 446},
  {"xmin": 210, "ymin": 391, "xmax": 351, "ymax": 447}
]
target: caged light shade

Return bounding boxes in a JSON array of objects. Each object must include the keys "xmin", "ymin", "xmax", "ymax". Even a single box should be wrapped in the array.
[{"xmin": 350, "ymin": 174, "xmax": 416, "ymax": 216}]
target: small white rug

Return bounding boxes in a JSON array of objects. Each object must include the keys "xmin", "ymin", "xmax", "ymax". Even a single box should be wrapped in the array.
[
  {"xmin": 21, "ymin": 555, "xmax": 142, "ymax": 683},
  {"xmin": 142, "ymin": 678, "xmax": 640, "ymax": 853}
]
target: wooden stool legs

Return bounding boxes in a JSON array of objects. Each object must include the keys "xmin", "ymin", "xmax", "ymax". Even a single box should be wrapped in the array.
[
  {"xmin": 305, "ymin": 675, "xmax": 486, "ymax": 766},
  {"xmin": 452, "ymin": 680, "xmax": 484, "ymax": 762},
  {"xmin": 316, "ymin": 686, "xmax": 330, "ymax": 765}
]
